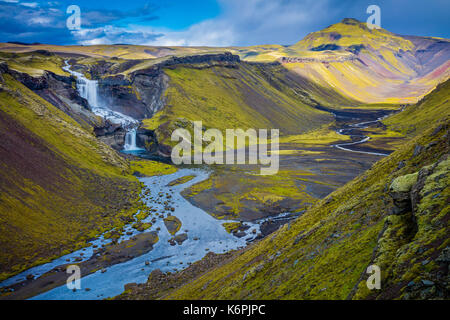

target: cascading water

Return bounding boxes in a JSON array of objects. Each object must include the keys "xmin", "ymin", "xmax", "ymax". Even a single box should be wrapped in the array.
[
  {"xmin": 63, "ymin": 61, "xmax": 143, "ymax": 152},
  {"xmin": 123, "ymin": 128, "xmax": 144, "ymax": 152},
  {"xmin": 77, "ymin": 77, "xmax": 99, "ymax": 108}
]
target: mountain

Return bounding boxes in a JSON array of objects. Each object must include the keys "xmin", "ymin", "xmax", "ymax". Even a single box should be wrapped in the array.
[
  {"xmin": 239, "ymin": 18, "xmax": 450, "ymax": 104},
  {"xmin": 2, "ymin": 18, "xmax": 448, "ymax": 107},
  {"xmin": 118, "ymin": 79, "xmax": 450, "ymax": 300}
]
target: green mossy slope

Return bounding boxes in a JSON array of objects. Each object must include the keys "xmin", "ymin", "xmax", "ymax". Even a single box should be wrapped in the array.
[
  {"xmin": 0, "ymin": 73, "xmax": 142, "ymax": 280},
  {"xmin": 383, "ymin": 79, "xmax": 450, "ymax": 137},
  {"xmin": 143, "ymin": 62, "xmax": 357, "ymax": 147}
]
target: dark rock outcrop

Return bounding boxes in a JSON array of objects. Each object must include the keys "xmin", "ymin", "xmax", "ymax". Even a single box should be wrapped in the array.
[
  {"xmin": 0, "ymin": 62, "xmax": 101, "ymax": 130},
  {"xmin": 388, "ymin": 172, "xmax": 418, "ymax": 215},
  {"xmin": 96, "ymin": 125, "xmax": 127, "ymax": 151},
  {"xmin": 136, "ymin": 128, "xmax": 157, "ymax": 153}
]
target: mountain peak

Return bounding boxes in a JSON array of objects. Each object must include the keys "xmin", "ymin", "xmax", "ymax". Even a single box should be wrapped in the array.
[
  {"xmin": 290, "ymin": 17, "xmax": 413, "ymax": 53},
  {"xmin": 341, "ymin": 18, "xmax": 363, "ymax": 25}
]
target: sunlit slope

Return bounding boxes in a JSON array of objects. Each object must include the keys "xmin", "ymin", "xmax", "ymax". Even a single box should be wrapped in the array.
[
  {"xmin": 0, "ymin": 71, "xmax": 141, "ymax": 281},
  {"xmin": 285, "ymin": 18, "xmax": 450, "ymax": 104},
  {"xmin": 142, "ymin": 61, "xmax": 359, "ymax": 147},
  {"xmin": 0, "ymin": 42, "xmax": 225, "ymax": 60},
  {"xmin": 231, "ymin": 19, "xmax": 450, "ymax": 105},
  {"xmin": 156, "ymin": 81, "xmax": 449, "ymax": 300},
  {"xmin": 0, "ymin": 51, "xmax": 69, "ymax": 77}
]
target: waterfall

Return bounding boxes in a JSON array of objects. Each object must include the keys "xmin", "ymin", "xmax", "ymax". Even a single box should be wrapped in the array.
[
  {"xmin": 63, "ymin": 61, "xmax": 145, "ymax": 153},
  {"xmin": 77, "ymin": 77, "xmax": 99, "ymax": 108},
  {"xmin": 123, "ymin": 128, "xmax": 143, "ymax": 151}
]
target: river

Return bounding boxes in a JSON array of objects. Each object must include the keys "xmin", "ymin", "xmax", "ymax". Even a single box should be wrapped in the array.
[{"xmin": 1, "ymin": 168, "xmax": 267, "ymax": 299}]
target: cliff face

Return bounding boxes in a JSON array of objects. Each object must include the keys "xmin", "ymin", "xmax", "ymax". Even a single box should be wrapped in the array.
[{"xmin": 0, "ymin": 62, "xmax": 101, "ymax": 130}]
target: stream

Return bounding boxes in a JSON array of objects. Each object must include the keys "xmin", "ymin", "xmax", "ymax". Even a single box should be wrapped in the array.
[
  {"xmin": 0, "ymin": 62, "xmax": 281, "ymax": 300},
  {"xmin": 32, "ymin": 169, "xmax": 260, "ymax": 299},
  {"xmin": 1, "ymin": 169, "xmax": 267, "ymax": 299},
  {"xmin": 332, "ymin": 113, "xmax": 392, "ymax": 156}
]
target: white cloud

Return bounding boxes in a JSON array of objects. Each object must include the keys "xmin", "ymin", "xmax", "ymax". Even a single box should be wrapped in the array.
[
  {"xmin": 71, "ymin": 0, "xmax": 341, "ymax": 47},
  {"xmin": 71, "ymin": 25, "xmax": 162, "ymax": 46},
  {"xmin": 29, "ymin": 16, "xmax": 52, "ymax": 25},
  {"xmin": 144, "ymin": 0, "xmax": 334, "ymax": 46},
  {"xmin": 21, "ymin": 2, "xmax": 38, "ymax": 8}
]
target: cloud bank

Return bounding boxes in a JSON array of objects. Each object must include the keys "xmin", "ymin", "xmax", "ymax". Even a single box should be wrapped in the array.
[{"xmin": 0, "ymin": 0, "xmax": 449, "ymax": 46}]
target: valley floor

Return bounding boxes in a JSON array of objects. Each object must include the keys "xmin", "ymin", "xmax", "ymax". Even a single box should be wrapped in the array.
[{"xmin": 0, "ymin": 106, "xmax": 406, "ymax": 300}]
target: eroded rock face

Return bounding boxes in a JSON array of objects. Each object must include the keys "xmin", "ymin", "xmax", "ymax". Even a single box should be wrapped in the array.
[
  {"xmin": 97, "ymin": 127, "xmax": 126, "ymax": 151},
  {"xmin": 389, "ymin": 172, "xmax": 418, "ymax": 215},
  {"xmin": 137, "ymin": 128, "xmax": 157, "ymax": 153},
  {"xmin": 96, "ymin": 53, "xmax": 239, "ymax": 120}
]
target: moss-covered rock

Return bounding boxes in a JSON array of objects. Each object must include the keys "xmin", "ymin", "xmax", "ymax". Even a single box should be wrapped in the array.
[{"xmin": 390, "ymin": 172, "xmax": 418, "ymax": 193}]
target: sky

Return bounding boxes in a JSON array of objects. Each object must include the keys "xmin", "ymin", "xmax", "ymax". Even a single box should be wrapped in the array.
[{"xmin": 1, "ymin": 0, "xmax": 449, "ymax": 46}]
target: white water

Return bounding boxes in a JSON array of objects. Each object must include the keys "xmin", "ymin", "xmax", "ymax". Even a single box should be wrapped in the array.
[{"xmin": 62, "ymin": 62, "xmax": 140, "ymax": 148}]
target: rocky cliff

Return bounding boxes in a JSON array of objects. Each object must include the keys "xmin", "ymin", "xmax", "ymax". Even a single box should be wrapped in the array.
[{"xmin": 0, "ymin": 61, "xmax": 101, "ymax": 130}]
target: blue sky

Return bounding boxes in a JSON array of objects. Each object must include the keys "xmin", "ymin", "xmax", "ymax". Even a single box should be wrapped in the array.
[{"xmin": 1, "ymin": 0, "xmax": 449, "ymax": 46}]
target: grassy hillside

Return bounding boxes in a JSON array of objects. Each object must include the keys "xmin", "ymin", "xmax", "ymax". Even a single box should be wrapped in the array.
[
  {"xmin": 120, "ymin": 78, "xmax": 449, "ymax": 300},
  {"xmin": 143, "ymin": 61, "xmax": 358, "ymax": 149},
  {"xmin": 0, "ymin": 71, "xmax": 143, "ymax": 281},
  {"xmin": 0, "ymin": 43, "xmax": 223, "ymax": 60},
  {"xmin": 0, "ymin": 51, "xmax": 69, "ymax": 77},
  {"xmin": 383, "ymin": 79, "xmax": 450, "ymax": 136}
]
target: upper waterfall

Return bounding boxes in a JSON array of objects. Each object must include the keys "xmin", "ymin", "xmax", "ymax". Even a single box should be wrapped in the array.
[
  {"xmin": 62, "ymin": 61, "xmax": 138, "ymax": 129},
  {"xmin": 77, "ymin": 77, "xmax": 99, "ymax": 108}
]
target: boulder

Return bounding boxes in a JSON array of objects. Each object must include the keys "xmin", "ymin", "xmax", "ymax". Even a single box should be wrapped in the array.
[
  {"xmin": 389, "ymin": 172, "xmax": 418, "ymax": 214},
  {"xmin": 173, "ymin": 233, "xmax": 188, "ymax": 245}
]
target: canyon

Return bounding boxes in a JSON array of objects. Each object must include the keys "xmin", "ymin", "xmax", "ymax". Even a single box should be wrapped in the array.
[{"xmin": 0, "ymin": 18, "xmax": 448, "ymax": 300}]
